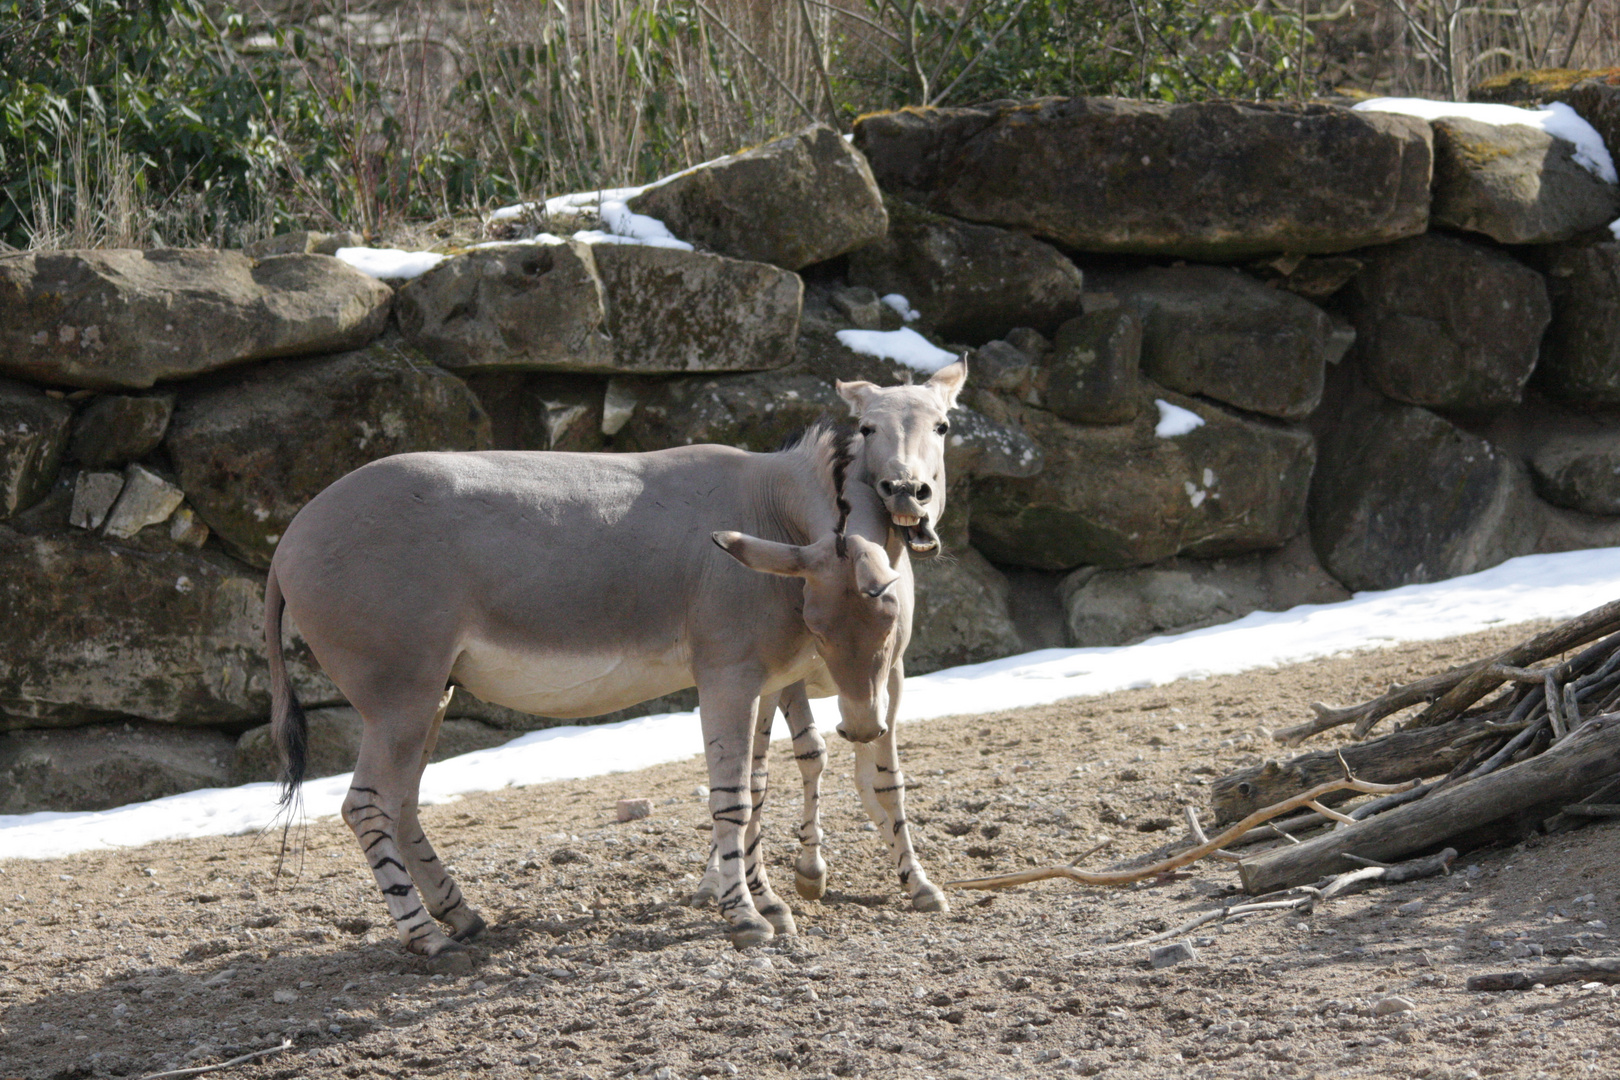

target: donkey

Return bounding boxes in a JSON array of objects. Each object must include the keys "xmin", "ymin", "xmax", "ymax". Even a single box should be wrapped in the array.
[
  {"xmin": 692, "ymin": 360, "xmax": 966, "ymax": 911},
  {"xmin": 265, "ymin": 423, "xmax": 930, "ymax": 966}
]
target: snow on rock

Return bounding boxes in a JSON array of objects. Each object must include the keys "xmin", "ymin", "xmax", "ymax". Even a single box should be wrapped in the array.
[
  {"xmin": 1154, "ymin": 398, "xmax": 1206, "ymax": 437},
  {"xmin": 334, "ymin": 247, "xmax": 446, "ymax": 281},
  {"xmin": 1355, "ymin": 98, "xmax": 1617, "ymax": 184},
  {"xmin": 9, "ymin": 547, "xmax": 1620, "ymax": 859},
  {"xmin": 835, "ymin": 327, "xmax": 957, "ymax": 373},
  {"xmin": 881, "ymin": 293, "xmax": 921, "ymax": 323}
]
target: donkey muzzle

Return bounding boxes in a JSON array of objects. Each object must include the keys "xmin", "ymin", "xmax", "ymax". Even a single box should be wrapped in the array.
[
  {"xmin": 878, "ymin": 480, "xmax": 931, "ymax": 527},
  {"xmin": 835, "ymin": 723, "xmax": 889, "ymax": 744}
]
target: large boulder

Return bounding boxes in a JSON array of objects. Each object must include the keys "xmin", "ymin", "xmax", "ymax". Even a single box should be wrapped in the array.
[
  {"xmin": 0, "ymin": 250, "xmax": 392, "ymax": 390},
  {"xmin": 68, "ymin": 392, "xmax": 174, "ymax": 468},
  {"xmin": 1309, "ymin": 398, "xmax": 1541, "ymax": 592},
  {"xmin": 1534, "ymin": 239, "xmax": 1620, "ymax": 403},
  {"xmin": 1429, "ymin": 116, "xmax": 1620, "ymax": 244},
  {"xmin": 971, "ymin": 387, "xmax": 1316, "ymax": 570},
  {"xmin": 627, "ymin": 123, "xmax": 887, "ymax": 270},
  {"xmin": 165, "ymin": 341, "xmax": 492, "ymax": 568},
  {"xmin": 398, "ymin": 240, "xmax": 802, "ymax": 375},
  {"xmin": 1040, "ymin": 308, "xmax": 1142, "ymax": 425},
  {"xmin": 463, "ymin": 372, "xmax": 608, "ymax": 452},
  {"xmin": 592, "ymin": 243, "xmax": 802, "ymax": 372},
  {"xmin": 0, "ymin": 525, "xmax": 338, "ymax": 728},
  {"xmin": 0, "ymin": 723, "xmax": 237, "ymax": 813},
  {"xmin": 0, "ymin": 377, "xmax": 72, "ymax": 519},
  {"xmin": 1094, "ymin": 266, "xmax": 1344, "ymax": 421},
  {"xmin": 846, "ymin": 198, "xmax": 1084, "ymax": 342},
  {"xmin": 854, "ymin": 98, "xmax": 1433, "ymax": 259},
  {"xmin": 1340, "ymin": 233, "xmax": 1551, "ymax": 410},
  {"xmin": 907, "ymin": 547, "xmax": 1024, "ymax": 674},
  {"xmin": 1059, "ymin": 534, "xmax": 1348, "ymax": 648},
  {"xmin": 1529, "ymin": 432, "xmax": 1620, "ymax": 515},
  {"xmin": 232, "ymin": 706, "xmax": 513, "ymax": 784},
  {"xmin": 395, "ymin": 240, "xmax": 614, "ymax": 372}
]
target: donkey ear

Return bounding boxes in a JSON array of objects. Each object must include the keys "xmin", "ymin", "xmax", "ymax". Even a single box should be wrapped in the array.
[
  {"xmin": 713, "ymin": 531, "xmax": 810, "ymax": 577},
  {"xmin": 847, "ymin": 535, "xmax": 901, "ymax": 598},
  {"xmin": 836, "ymin": 379, "xmax": 879, "ymax": 416},
  {"xmin": 926, "ymin": 357, "xmax": 967, "ymax": 409}
]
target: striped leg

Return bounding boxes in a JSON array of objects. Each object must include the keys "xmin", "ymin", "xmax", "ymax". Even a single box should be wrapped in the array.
[
  {"xmin": 853, "ymin": 663, "xmax": 948, "ymax": 913},
  {"xmin": 343, "ymin": 702, "xmax": 472, "ymax": 973},
  {"xmin": 697, "ymin": 678, "xmax": 775, "ymax": 948},
  {"xmin": 396, "ymin": 690, "xmax": 484, "ymax": 942},
  {"xmin": 742, "ymin": 692, "xmax": 796, "ymax": 936},
  {"xmin": 781, "ymin": 681, "xmax": 830, "ymax": 900}
]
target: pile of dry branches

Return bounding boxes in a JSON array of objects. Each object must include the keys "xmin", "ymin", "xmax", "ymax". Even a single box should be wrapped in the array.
[{"xmin": 947, "ymin": 599, "xmax": 1620, "ymax": 903}]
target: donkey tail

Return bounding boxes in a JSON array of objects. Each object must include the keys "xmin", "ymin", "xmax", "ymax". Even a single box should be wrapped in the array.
[{"xmin": 265, "ymin": 563, "xmax": 308, "ymax": 808}]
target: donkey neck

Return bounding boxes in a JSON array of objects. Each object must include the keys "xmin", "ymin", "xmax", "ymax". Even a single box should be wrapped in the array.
[{"xmin": 752, "ymin": 447, "xmax": 844, "ymax": 546}]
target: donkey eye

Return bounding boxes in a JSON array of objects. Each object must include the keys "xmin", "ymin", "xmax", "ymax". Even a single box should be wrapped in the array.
[
  {"xmin": 860, "ymin": 425, "xmax": 875, "ymax": 437},
  {"xmin": 935, "ymin": 422, "xmax": 950, "ymax": 435}
]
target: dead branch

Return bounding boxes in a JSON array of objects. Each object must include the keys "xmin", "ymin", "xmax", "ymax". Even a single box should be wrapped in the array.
[
  {"xmin": 944, "ymin": 775, "xmax": 1415, "ymax": 892},
  {"xmin": 1317, "ymin": 847, "xmax": 1456, "ymax": 899},
  {"xmin": 1561, "ymin": 803, "xmax": 1620, "ymax": 818},
  {"xmin": 134, "ymin": 1041, "xmax": 293, "ymax": 1080},
  {"xmin": 1467, "ymin": 957, "xmax": 1620, "ymax": 992},
  {"xmin": 1274, "ymin": 662, "xmax": 1483, "ymax": 745},
  {"xmin": 1406, "ymin": 605, "xmax": 1620, "ymax": 731}
]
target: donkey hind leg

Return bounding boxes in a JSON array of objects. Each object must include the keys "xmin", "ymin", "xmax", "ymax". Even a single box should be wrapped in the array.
[
  {"xmin": 853, "ymin": 666, "xmax": 948, "ymax": 913},
  {"xmin": 742, "ymin": 692, "xmax": 796, "ymax": 936},
  {"xmin": 781, "ymin": 681, "xmax": 829, "ymax": 900},
  {"xmin": 698, "ymin": 680, "xmax": 775, "ymax": 948},
  {"xmin": 396, "ymin": 689, "xmax": 485, "ymax": 943},
  {"xmin": 343, "ymin": 699, "xmax": 472, "ymax": 973}
]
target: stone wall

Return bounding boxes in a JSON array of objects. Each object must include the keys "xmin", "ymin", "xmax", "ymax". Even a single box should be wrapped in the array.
[{"xmin": 5, "ymin": 98, "xmax": 1620, "ymax": 812}]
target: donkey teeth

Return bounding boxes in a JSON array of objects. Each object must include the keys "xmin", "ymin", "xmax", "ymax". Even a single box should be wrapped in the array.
[{"xmin": 892, "ymin": 513, "xmax": 921, "ymax": 526}]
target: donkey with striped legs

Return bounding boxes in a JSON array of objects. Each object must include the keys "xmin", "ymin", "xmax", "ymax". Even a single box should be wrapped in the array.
[
  {"xmin": 693, "ymin": 360, "xmax": 965, "ymax": 914},
  {"xmin": 265, "ymin": 423, "xmax": 913, "ymax": 967}
]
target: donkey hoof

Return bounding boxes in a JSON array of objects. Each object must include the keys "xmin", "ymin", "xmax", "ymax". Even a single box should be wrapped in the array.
[
  {"xmin": 794, "ymin": 870, "xmax": 827, "ymax": 901},
  {"xmin": 760, "ymin": 904, "xmax": 799, "ymax": 937},
  {"xmin": 689, "ymin": 885, "xmax": 719, "ymax": 909},
  {"xmin": 911, "ymin": 886, "xmax": 949, "ymax": 914},
  {"xmin": 424, "ymin": 943, "xmax": 475, "ymax": 976},
  {"xmin": 450, "ymin": 912, "xmax": 487, "ymax": 942},
  {"xmin": 728, "ymin": 917, "xmax": 776, "ymax": 950}
]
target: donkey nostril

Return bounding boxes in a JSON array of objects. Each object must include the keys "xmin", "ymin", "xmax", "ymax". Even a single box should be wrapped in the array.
[
  {"xmin": 879, "ymin": 480, "xmax": 896, "ymax": 496},
  {"xmin": 915, "ymin": 483, "xmax": 932, "ymax": 502}
]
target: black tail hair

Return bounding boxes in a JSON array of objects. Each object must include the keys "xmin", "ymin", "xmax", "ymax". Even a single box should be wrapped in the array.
[{"xmin": 265, "ymin": 565, "xmax": 309, "ymax": 807}]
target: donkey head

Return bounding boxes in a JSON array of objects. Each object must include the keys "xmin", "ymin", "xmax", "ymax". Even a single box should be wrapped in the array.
[
  {"xmin": 837, "ymin": 359, "xmax": 968, "ymax": 559},
  {"xmin": 712, "ymin": 529, "xmax": 903, "ymax": 743}
]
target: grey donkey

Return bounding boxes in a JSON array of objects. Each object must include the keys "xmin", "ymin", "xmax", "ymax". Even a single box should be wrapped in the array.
[
  {"xmin": 264, "ymin": 419, "xmax": 937, "ymax": 966},
  {"xmin": 693, "ymin": 360, "xmax": 967, "ymax": 910}
]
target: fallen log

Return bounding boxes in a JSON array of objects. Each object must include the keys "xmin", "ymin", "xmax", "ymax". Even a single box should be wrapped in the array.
[
  {"xmin": 1238, "ymin": 714, "xmax": 1620, "ymax": 894},
  {"xmin": 1467, "ymin": 958, "xmax": 1620, "ymax": 992},
  {"xmin": 1274, "ymin": 662, "xmax": 1485, "ymax": 745},
  {"xmin": 1211, "ymin": 717, "xmax": 1482, "ymax": 823}
]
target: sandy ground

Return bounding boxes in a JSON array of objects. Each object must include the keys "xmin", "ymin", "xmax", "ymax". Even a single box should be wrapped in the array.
[{"xmin": 3, "ymin": 620, "xmax": 1618, "ymax": 1080}]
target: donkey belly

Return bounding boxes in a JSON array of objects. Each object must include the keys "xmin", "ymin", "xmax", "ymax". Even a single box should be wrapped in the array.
[{"xmin": 449, "ymin": 637, "xmax": 694, "ymax": 719}]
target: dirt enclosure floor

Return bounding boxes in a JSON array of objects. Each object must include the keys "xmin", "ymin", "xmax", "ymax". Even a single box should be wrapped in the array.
[{"xmin": 3, "ymin": 621, "xmax": 1620, "ymax": 1080}]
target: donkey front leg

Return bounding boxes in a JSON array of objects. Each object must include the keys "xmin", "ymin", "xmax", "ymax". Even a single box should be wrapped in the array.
[
  {"xmin": 343, "ymin": 701, "xmax": 475, "ymax": 973},
  {"xmin": 697, "ymin": 679, "xmax": 776, "ymax": 948},
  {"xmin": 740, "ymin": 692, "xmax": 796, "ymax": 936},
  {"xmin": 780, "ymin": 681, "xmax": 830, "ymax": 900},
  {"xmin": 853, "ymin": 665, "xmax": 948, "ymax": 913},
  {"xmin": 395, "ymin": 689, "xmax": 485, "ymax": 943}
]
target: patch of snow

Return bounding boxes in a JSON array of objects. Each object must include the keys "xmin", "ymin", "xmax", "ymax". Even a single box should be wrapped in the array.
[
  {"xmin": 333, "ymin": 247, "xmax": 445, "ymax": 281},
  {"xmin": 1354, "ymin": 97, "xmax": 1617, "ymax": 184},
  {"xmin": 9, "ymin": 547, "xmax": 1620, "ymax": 859},
  {"xmin": 1155, "ymin": 399, "xmax": 1206, "ymax": 437},
  {"xmin": 1610, "ymin": 217, "xmax": 1620, "ymax": 241},
  {"xmin": 880, "ymin": 294, "xmax": 921, "ymax": 323},
  {"xmin": 836, "ymin": 328, "xmax": 958, "ymax": 373}
]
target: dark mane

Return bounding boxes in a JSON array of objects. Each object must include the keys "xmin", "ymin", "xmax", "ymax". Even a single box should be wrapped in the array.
[{"xmin": 780, "ymin": 420, "xmax": 856, "ymax": 559}]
